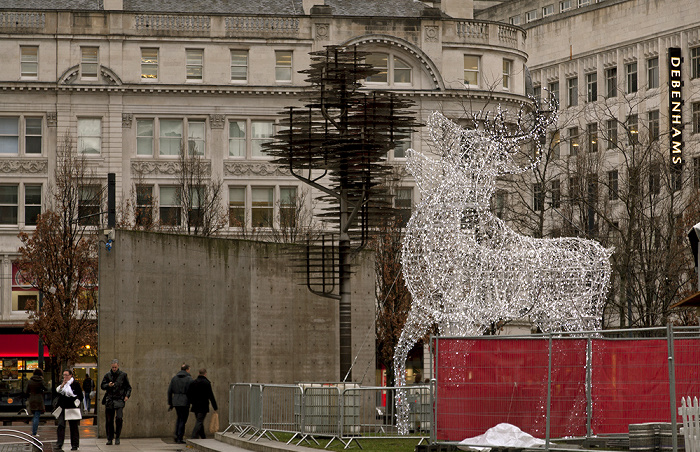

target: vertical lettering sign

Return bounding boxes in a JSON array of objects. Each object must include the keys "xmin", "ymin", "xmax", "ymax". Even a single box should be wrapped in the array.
[{"xmin": 669, "ymin": 47, "xmax": 683, "ymax": 168}]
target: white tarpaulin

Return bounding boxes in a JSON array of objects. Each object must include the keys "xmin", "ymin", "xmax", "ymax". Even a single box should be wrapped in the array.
[{"xmin": 457, "ymin": 423, "xmax": 549, "ymax": 451}]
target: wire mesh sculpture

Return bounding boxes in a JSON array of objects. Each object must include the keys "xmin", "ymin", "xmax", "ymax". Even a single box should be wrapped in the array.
[{"xmin": 393, "ymin": 108, "xmax": 612, "ymax": 434}]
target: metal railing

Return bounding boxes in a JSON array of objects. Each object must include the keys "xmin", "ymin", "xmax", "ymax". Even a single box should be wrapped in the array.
[
  {"xmin": 227, "ymin": 383, "xmax": 431, "ymax": 448},
  {"xmin": 0, "ymin": 428, "xmax": 43, "ymax": 451}
]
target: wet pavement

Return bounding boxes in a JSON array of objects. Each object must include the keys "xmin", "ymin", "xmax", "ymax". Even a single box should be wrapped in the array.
[{"xmin": 0, "ymin": 418, "xmax": 190, "ymax": 451}]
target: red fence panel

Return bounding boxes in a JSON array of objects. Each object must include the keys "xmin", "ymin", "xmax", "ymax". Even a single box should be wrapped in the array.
[{"xmin": 433, "ymin": 334, "xmax": 700, "ymax": 443}]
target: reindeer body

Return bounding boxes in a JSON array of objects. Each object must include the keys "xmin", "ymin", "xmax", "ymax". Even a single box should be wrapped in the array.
[{"xmin": 393, "ymin": 112, "xmax": 612, "ymax": 433}]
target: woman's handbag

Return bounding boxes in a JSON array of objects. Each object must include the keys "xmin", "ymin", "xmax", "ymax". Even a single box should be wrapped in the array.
[
  {"xmin": 64, "ymin": 408, "xmax": 82, "ymax": 420},
  {"xmin": 208, "ymin": 411, "xmax": 219, "ymax": 434},
  {"xmin": 52, "ymin": 407, "xmax": 62, "ymax": 418}
]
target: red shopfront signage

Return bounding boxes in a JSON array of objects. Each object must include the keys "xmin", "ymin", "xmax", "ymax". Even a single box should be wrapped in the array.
[{"xmin": 0, "ymin": 334, "xmax": 49, "ymax": 358}]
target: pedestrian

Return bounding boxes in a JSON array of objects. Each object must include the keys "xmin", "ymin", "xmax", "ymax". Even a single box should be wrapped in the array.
[
  {"xmin": 56, "ymin": 368, "xmax": 83, "ymax": 451},
  {"xmin": 24, "ymin": 368, "xmax": 48, "ymax": 437},
  {"xmin": 100, "ymin": 359, "xmax": 132, "ymax": 446},
  {"xmin": 187, "ymin": 368, "xmax": 218, "ymax": 439},
  {"xmin": 82, "ymin": 374, "xmax": 93, "ymax": 413},
  {"xmin": 167, "ymin": 363, "xmax": 193, "ymax": 444}
]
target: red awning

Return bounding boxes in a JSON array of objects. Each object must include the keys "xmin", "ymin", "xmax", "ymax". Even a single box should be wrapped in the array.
[{"xmin": 1, "ymin": 334, "xmax": 50, "ymax": 358}]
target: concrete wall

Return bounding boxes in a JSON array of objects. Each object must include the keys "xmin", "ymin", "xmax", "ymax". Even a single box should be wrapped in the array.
[{"xmin": 97, "ymin": 230, "xmax": 375, "ymax": 438}]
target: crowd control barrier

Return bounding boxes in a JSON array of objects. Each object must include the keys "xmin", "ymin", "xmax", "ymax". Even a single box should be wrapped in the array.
[{"xmin": 227, "ymin": 383, "xmax": 431, "ymax": 448}]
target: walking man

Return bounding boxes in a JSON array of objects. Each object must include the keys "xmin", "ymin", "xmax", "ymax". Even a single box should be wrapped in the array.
[
  {"xmin": 167, "ymin": 364, "xmax": 193, "ymax": 444},
  {"xmin": 101, "ymin": 359, "xmax": 132, "ymax": 445},
  {"xmin": 187, "ymin": 368, "xmax": 218, "ymax": 439},
  {"xmin": 82, "ymin": 374, "xmax": 93, "ymax": 413}
]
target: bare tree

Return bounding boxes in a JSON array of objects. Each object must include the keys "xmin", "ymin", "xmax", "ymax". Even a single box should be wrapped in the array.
[{"xmin": 17, "ymin": 136, "xmax": 99, "ymax": 371}]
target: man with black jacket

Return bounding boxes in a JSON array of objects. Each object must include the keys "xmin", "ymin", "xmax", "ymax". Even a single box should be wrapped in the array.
[
  {"xmin": 187, "ymin": 368, "xmax": 218, "ymax": 439},
  {"xmin": 101, "ymin": 359, "xmax": 132, "ymax": 446},
  {"xmin": 167, "ymin": 364, "xmax": 193, "ymax": 444}
]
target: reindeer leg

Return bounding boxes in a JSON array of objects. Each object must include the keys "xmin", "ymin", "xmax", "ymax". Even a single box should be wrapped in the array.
[{"xmin": 393, "ymin": 307, "xmax": 430, "ymax": 435}]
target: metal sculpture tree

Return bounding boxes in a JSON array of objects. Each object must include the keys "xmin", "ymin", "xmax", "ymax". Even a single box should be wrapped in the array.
[{"xmin": 265, "ymin": 45, "xmax": 419, "ymax": 380}]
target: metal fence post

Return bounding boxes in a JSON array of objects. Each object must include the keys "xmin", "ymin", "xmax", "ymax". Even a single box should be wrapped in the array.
[{"xmin": 668, "ymin": 325, "xmax": 678, "ymax": 452}]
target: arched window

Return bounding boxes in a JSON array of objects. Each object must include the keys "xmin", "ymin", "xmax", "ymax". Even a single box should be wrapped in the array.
[{"xmin": 365, "ymin": 52, "xmax": 412, "ymax": 86}]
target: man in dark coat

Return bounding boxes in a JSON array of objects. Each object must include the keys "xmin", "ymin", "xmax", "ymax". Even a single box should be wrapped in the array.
[
  {"xmin": 167, "ymin": 364, "xmax": 193, "ymax": 444},
  {"xmin": 187, "ymin": 368, "xmax": 218, "ymax": 439},
  {"xmin": 24, "ymin": 368, "xmax": 48, "ymax": 436},
  {"xmin": 100, "ymin": 359, "xmax": 132, "ymax": 445},
  {"xmin": 56, "ymin": 368, "xmax": 83, "ymax": 451}
]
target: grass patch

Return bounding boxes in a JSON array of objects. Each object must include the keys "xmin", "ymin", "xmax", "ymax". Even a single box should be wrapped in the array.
[{"xmin": 271, "ymin": 432, "xmax": 424, "ymax": 452}]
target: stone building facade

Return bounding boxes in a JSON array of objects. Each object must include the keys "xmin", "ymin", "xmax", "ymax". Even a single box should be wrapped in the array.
[{"xmin": 0, "ymin": 0, "xmax": 530, "ymax": 405}]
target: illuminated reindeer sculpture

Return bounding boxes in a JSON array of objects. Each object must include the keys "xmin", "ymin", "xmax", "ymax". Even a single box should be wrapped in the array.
[{"xmin": 393, "ymin": 107, "xmax": 612, "ymax": 433}]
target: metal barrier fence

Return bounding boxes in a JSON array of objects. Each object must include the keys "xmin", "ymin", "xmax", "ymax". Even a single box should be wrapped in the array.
[
  {"xmin": 432, "ymin": 326, "xmax": 700, "ymax": 451},
  {"xmin": 227, "ymin": 383, "xmax": 431, "ymax": 448}
]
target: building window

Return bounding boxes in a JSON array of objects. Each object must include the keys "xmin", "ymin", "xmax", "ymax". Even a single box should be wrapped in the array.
[
  {"xmin": 0, "ymin": 185, "xmax": 18, "ymax": 225},
  {"xmin": 77, "ymin": 118, "xmax": 101, "ymax": 155},
  {"xmin": 569, "ymin": 126, "xmax": 579, "ymax": 156},
  {"xmin": 649, "ymin": 164, "xmax": 660, "ymax": 195},
  {"xmin": 251, "ymin": 187, "xmax": 273, "ymax": 227},
  {"xmin": 533, "ymin": 182, "xmax": 544, "ymax": 211},
  {"xmin": 463, "ymin": 55, "xmax": 479, "ymax": 87},
  {"xmin": 231, "ymin": 50, "xmax": 248, "ymax": 82},
  {"xmin": 141, "ymin": 48, "xmax": 158, "ymax": 80},
  {"xmin": 550, "ymin": 130, "xmax": 561, "ymax": 159},
  {"xmin": 393, "ymin": 56, "xmax": 411, "ymax": 84},
  {"xmin": 186, "ymin": 49, "xmax": 203, "ymax": 81},
  {"xmin": 647, "ymin": 57, "xmax": 659, "ymax": 89},
  {"xmin": 366, "ymin": 52, "xmax": 412, "ymax": 85},
  {"xmin": 578, "ymin": 0, "xmax": 591, "ymax": 6},
  {"xmin": 275, "ymin": 50, "xmax": 292, "ymax": 82},
  {"xmin": 648, "ymin": 110, "xmax": 659, "ymax": 142},
  {"xmin": 136, "ymin": 119, "xmax": 154, "ymax": 155},
  {"xmin": 509, "ymin": 16, "xmax": 520, "ymax": 25},
  {"xmin": 605, "ymin": 67, "xmax": 617, "ymax": 98},
  {"xmin": 693, "ymin": 102, "xmax": 700, "ymax": 134},
  {"xmin": 560, "ymin": 0, "xmax": 572, "ymax": 12},
  {"xmin": 251, "ymin": 121, "xmax": 274, "ymax": 157},
  {"xmin": 626, "ymin": 62, "xmax": 637, "ymax": 93},
  {"xmin": 187, "ymin": 120, "xmax": 205, "ymax": 156},
  {"xmin": 0, "ymin": 118, "xmax": 19, "ymax": 154},
  {"xmin": 567, "ymin": 77, "xmax": 578, "ymax": 107},
  {"xmin": 569, "ymin": 176, "xmax": 579, "ymax": 202},
  {"xmin": 692, "ymin": 48, "xmax": 700, "ymax": 80},
  {"xmin": 525, "ymin": 9, "xmax": 537, "ymax": 22},
  {"xmin": 503, "ymin": 59, "xmax": 512, "ymax": 89},
  {"xmin": 694, "ymin": 157, "xmax": 700, "ymax": 190},
  {"xmin": 587, "ymin": 123, "xmax": 598, "ymax": 153},
  {"xmin": 606, "ymin": 119, "xmax": 617, "ymax": 149},
  {"xmin": 229, "ymin": 120, "xmax": 246, "ymax": 157},
  {"xmin": 20, "ymin": 46, "xmax": 38, "ymax": 78},
  {"xmin": 548, "ymin": 81, "xmax": 559, "ymax": 105},
  {"xmin": 81, "ymin": 47, "xmax": 98, "ymax": 79},
  {"xmin": 159, "ymin": 186, "xmax": 181, "ymax": 226},
  {"xmin": 78, "ymin": 185, "xmax": 101, "ymax": 226},
  {"xmin": 542, "ymin": 4, "xmax": 554, "ymax": 17},
  {"xmin": 627, "ymin": 114, "xmax": 639, "ymax": 144},
  {"xmin": 393, "ymin": 132, "xmax": 411, "ymax": 159},
  {"xmin": 135, "ymin": 185, "xmax": 153, "ymax": 227},
  {"xmin": 608, "ymin": 170, "xmax": 618, "ymax": 200},
  {"xmin": 395, "ymin": 187, "xmax": 412, "ymax": 228},
  {"xmin": 551, "ymin": 179, "xmax": 561, "ymax": 209},
  {"xmin": 159, "ymin": 119, "xmax": 183, "ymax": 156},
  {"xmin": 228, "ymin": 187, "xmax": 245, "ymax": 227},
  {"xmin": 24, "ymin": 184, "xmax": 41, "ymax": 226},
  {"xmin": 586, "ymin": 72, "xmax": 597, "ymax": 102},
  {"xmin": 280, "ymin": 187, "xmax": 298, "ymax": 229},
  {"xmin": 25, "ymin": 118, "xmax": 41, "ymax": 154}
]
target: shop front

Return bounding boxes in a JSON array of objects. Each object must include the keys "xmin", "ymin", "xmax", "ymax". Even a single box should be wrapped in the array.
[{"xmin": 0, "ymin": 333, "xmax": 50, "ymax": 412}]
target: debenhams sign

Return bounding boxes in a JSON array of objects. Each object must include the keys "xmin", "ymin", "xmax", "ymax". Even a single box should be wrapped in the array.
[{"xmin": 669, "ymin": 47, "xmax": 682, "ymax": 168}]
